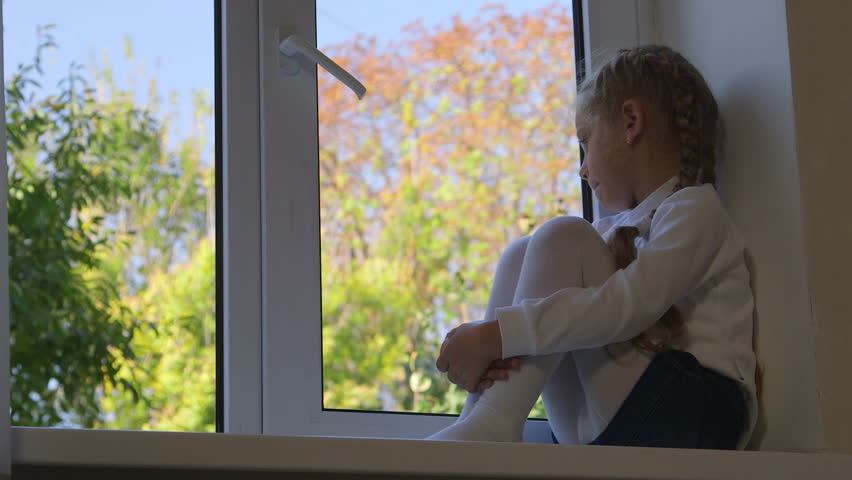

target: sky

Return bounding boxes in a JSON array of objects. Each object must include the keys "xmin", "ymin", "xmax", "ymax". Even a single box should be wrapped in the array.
[{"xmin": 3, "ymin": 0, "xmax": 571, "ymax": 147}]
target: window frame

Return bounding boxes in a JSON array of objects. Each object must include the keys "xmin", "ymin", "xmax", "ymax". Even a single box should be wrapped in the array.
[
  {"xmin": 0, "ymin": 3, "xmax": 11, "ymax": 476},
  {"xmin": 220, "ymin": 0, "xmax": 264, "ymax": 435},
  {"xmin": 11, "ymin": 427, "xmax": 852, "ymax": 478}
]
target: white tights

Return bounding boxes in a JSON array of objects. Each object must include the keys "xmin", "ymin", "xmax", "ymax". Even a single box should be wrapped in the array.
[{"xmin": 425, "ymin": 216, "xmax": 652, "ymax": 444}]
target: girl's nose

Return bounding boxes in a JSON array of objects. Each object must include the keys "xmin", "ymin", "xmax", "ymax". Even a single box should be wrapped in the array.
[{"xmin": 579, "ymin": 163, "xmax": 589, "ymax": 181}]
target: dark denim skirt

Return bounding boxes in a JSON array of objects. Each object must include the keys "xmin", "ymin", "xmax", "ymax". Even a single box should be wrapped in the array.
[{"xmin": 551, "ymin": 349, "xmax": 747, "ymax": 449}]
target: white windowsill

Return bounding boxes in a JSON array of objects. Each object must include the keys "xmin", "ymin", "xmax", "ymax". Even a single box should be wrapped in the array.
[{"xmin": 12, "ymin": 427, "xmax": 852, "ymax": 479}]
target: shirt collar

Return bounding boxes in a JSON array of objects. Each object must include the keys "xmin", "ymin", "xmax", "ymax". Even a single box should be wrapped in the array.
[{"xmin": 621, "ymin": 175, "xmax": 679, "ymax": 227}]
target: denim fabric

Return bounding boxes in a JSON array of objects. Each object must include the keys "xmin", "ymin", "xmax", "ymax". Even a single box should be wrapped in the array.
[{"xmin": 550, "ymin": 349, "xmax": 747, "ymax": 449}]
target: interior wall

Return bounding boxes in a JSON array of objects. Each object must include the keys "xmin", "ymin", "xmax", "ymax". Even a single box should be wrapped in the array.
[
  {"xmin": 645, "ymin": 0, "xmax": 824, "ymax": 452},
  {"xmin": 784, "ymin": 0, "xmax": 852, "ymax": 454}
]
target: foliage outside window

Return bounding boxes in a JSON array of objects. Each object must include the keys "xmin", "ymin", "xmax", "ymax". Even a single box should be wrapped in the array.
[
  {"xmin": 7, "ymin": 28, "xmax": 214, "ymax": 430},
  {"xmin": 6, "ymin": 3, "xmax": 580, "ymax": 429}
]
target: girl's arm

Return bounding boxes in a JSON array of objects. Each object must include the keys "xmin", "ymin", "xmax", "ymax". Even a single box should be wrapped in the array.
[{"xmin": 494, "ymin": 187, "xmax": 739, "ymax": 359}]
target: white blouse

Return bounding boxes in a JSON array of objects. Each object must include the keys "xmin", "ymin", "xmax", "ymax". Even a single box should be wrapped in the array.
[{"xmin": 495, "ymin": 176, "xmax": 759, "ymax": 450}]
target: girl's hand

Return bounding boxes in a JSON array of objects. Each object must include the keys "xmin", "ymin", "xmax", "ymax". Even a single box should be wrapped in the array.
[
  {"xmin": 477, "ymin": 356, "xmax": 524, "ymax": 391},
  {"xmin": 435, "ymin": 320, "xmax": 506, "ymax": 393}
]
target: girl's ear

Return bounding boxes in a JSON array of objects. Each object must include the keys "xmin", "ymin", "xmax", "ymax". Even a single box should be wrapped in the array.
[{"xmin": 621, "ymin": 98, "xmax": 645, "ymax": 145}]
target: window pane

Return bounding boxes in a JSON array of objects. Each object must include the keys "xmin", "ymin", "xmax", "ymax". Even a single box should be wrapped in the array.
[
  {"xmin": 318, "ymin": 1, "xmax": 580, "ymax": 418},
  {"xmin": 4, "ymin": 1, "xmax": 216, "ymax": 430}
]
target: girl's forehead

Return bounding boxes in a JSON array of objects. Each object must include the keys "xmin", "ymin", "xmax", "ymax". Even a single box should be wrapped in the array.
[{"xmin": 576, "ymin": 115, "xmax": 596, "ymax": 135}]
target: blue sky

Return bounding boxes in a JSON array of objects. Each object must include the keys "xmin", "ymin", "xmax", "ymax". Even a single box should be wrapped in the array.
[
  {"xmin": 4, "ymin": 0, "xmax": 570, "ymax": 147},
  {"xmin": 3, "ymin": 0, "xmax": 216, "ymax": 146}
]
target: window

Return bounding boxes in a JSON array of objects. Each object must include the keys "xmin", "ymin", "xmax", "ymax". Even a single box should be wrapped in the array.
[
  {"xmin": 261, "ymin": 0, "xmax": 585, "ymax": 442},
  {"xmin": 3, "ymin": 1, "xmax": 217, "ymax": 431},
  {"xmin": 0, "ymin": 0, "xmax": 614, "ymax": 445}
]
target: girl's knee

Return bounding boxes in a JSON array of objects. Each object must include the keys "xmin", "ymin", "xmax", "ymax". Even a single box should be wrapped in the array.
[
  {"xmin": 529, "ymin": 217, "xmax": 614, "ymax": 273},
  {"xmin": 530, "ymin": 216, "xmax": 600, "ymax": 251},
  {"xmin": 498, "ymin": 236, "xmax": 531, "ymax": 268}
]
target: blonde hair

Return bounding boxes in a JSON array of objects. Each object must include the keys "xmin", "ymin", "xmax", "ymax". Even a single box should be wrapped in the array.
[{"xmin": 577, "ymin": 45, "xmax": 717, "ymax": 358}]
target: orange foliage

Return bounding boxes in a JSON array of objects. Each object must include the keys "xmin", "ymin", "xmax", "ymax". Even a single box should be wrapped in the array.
[{"xmin": 319, "ymin": 2, "xmax": 580, "ymax": 272}]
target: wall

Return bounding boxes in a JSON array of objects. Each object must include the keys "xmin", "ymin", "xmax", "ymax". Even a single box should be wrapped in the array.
[
  {"xmin": 784, "ymin": 0, "xmax": 852, "ymax": 454},
  {"xmin": 646, "ymin": 0, "xmax": 851, "ymax": 453}
]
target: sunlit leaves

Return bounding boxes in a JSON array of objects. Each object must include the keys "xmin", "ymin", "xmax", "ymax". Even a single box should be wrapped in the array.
[
  {"xmin": 6, "ymin": 33, "xmax": 156, "ymax": 427},
  {"xmin": 7, "ymin": 31, "xmax": 214, "ymax": 429}
]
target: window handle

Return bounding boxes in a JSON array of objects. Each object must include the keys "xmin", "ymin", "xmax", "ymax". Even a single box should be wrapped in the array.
[{"xmin": 278, "ymin": 33, "xmax": 367, "ymax": 100}]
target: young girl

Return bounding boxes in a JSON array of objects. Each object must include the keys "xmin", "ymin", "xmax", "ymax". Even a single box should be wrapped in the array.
[{"xmin": 426, "ymin": 45, "xmax": 758, "ymax": 450}]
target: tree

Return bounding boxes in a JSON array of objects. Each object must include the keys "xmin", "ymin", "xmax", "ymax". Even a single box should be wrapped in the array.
[
  {"xmin": 87, "ymin": 36, "xmax": 215, "ymax": 430},
  {"xmin": 6, "ymin": 29, "xmax": 215, "ymax": 429},
  {"xmin": 98, "ymin": 238, "xmax": 215, "ymax": 431},
  {"xmin": 6, "ymin": 31, "xmax": 157, "ymax": 426}
]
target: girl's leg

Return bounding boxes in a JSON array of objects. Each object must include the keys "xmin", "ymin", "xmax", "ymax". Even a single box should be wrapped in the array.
[
  {"xmin": 455, "ymin": 236, "xmax": 587, "ymax": 437},
  {"xmin": 520, "ymin": 217, "xmax": 617, "ymax": 445},
  {"xmin": 427, "ymin": 216, "xmax": 613, "ymax": 443},
  {"xmin": 457, "ymin": 236, "xmax": 531, "ymax": 422},
  {"xmin": 570, "ymin": 337, "xmax": 653, "ymax": 443}
]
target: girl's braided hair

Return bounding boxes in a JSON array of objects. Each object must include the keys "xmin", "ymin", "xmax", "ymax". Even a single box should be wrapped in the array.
[{"xmin": 577, "ymin": 45, "xmax": 718, "ymax": 358}]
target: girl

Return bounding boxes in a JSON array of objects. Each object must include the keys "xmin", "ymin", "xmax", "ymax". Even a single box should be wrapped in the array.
[{"xmin": 426, "ymin": 45, "xmax": 758, "ymax": 450}]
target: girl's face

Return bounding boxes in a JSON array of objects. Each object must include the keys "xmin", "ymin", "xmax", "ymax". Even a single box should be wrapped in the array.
[{"xmin": 577, "ymin": 115, "xmax": 634, "ymax": 211}]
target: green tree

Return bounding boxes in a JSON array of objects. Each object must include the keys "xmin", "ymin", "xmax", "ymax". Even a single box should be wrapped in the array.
[
  {"xmin": 6, "ymin": 29, "xmax": 215, "ymax": 429},
  {"xmin": 99, "ymin": 237, "xmax": 215, "ymax": 431},
  {"xmin": 86, "ymin": 36, "xmax": 215, "ymax": 430},
  {"xmin": 6, "ymin": 31, "xmax": 157, "ymax": 426}
]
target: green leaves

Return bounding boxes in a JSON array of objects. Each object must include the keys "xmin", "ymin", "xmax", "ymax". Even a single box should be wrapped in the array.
[
  {"xmin": 7, "ymin": 53, "xmax": 144, "ymax": 425},
  {"xmin": 7, "ymin": 33, "xmax": 214, "ymax": 429}
]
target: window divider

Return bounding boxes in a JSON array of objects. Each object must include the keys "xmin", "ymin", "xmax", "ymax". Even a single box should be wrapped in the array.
[{"xmin": 222, "ymin": 0, "xmax": 264, "ymax": 435}]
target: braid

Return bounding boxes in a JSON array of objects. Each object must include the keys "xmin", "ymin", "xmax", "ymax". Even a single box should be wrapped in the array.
[
  {"xmin": 604, "ymin": 222, "xmax": 686, "ymax": 363},
  {"xmin": 669, "ymin": 55, "xmax": 704, "ymax": 191}
]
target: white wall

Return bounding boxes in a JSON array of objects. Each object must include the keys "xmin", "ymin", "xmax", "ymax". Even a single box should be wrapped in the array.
[
  {"xmin": 645, "ymin": 0, "xmax": 831, "ymax": 453},
  {"xmin": 784, "ymin": 0, "xmax": 852, "ymax": 454}
]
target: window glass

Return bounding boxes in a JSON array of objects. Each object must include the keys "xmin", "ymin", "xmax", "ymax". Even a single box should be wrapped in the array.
[
  {"xmin": 317, "ymin": 0, "xmax": 580, "ymax": 418},
  {"xmin": 4, "ymin": 0, "xmax": 215, "ymax": 430}
]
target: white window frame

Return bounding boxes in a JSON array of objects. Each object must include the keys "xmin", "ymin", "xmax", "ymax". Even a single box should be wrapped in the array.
[
  {"xmin": 222, "ymin": 0, "xmax": 264, "ymax": 435},
  {"xmin": 8, "ymin": 1, "xmax": 852, "ymax": 478}
]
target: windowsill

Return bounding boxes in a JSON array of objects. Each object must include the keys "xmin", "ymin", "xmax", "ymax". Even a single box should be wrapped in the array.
[{"xmin": 12, "ymin": 427, "xmax": 852, "ymax": 479}]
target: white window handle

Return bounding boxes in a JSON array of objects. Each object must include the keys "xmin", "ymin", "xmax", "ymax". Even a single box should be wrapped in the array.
[{"xmin": 278, "ymin": 33, "xmax": 367, "ymax": 100}]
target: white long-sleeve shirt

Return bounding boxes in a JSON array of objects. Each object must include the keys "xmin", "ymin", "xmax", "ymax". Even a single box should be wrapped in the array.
[{"xmin": 495, "ymin": 176, "xmax": 759, "ymax": 450}]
